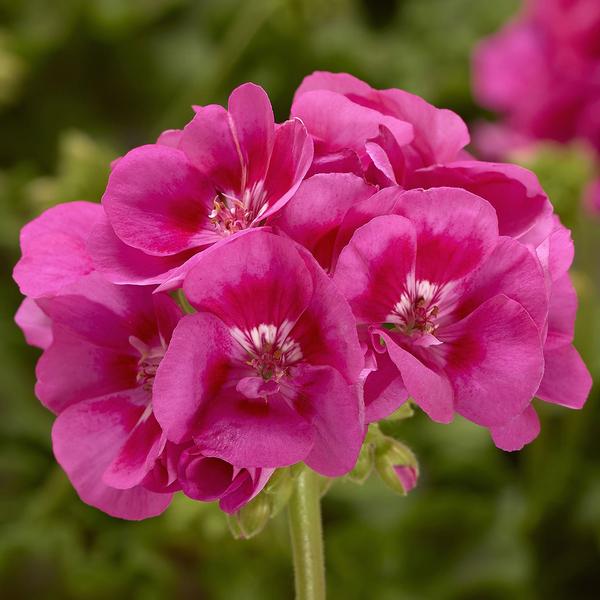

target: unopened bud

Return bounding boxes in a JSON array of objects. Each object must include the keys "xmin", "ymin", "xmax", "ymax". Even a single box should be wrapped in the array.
[
  {"xmin": 375, "ymin": 438, "xmax": 419, "ymax": 496},
  {"xmin": 263, "ymin": 468, "xmax": 294, "ymax": 517},
  {"xmin": 227, "ymin": 493, "xmax": 271, "ymax": 540},
  {"xmin": 347, "ymin": 439, "xmax": 375, "ymax": 484}
]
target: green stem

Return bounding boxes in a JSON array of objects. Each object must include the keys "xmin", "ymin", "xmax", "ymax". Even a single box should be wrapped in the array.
[{"xmin": 287, "ymin": 468, "xmax": 326, "ymax": 600}]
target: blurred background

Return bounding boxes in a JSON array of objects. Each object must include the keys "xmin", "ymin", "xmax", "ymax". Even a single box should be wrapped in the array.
[{"xmin": 1, "ymin": 0, "xmax": 599, "ymax": 598}]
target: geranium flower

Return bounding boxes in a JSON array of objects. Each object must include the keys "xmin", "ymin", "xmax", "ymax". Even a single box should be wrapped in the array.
[
  {"xmin": 35, "ymin": 274, "xmax": 183, "ymax": 519},
  {"xmin": 89, "ymin": 83, "xmax": 313, "ymax": 288},
  {"xmin": 153, "ymin": 230, "xmax": 365, "ymax": 477},
  {"xmin": 333, "ymin": 187, "xmax": 548, "ymax": 434}
]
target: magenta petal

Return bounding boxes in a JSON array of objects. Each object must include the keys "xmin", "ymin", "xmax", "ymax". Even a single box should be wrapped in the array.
[
  {"xmin": 180, "ymin": 104, "xmax": 242, "ymax": 193},
  {"xmin": 380, "ymin": 88, "xmax": 470, "ymax": 164},
  {"xmin": 332, "ymin": 186, "xmax": 403, "ymax": 266},
  {"xmin": 546, "ymin": 273, "xmax": 577, "ymax": 348},
  {"xmin": 228, "ymin": 83, "xmax": 274, "ymax": 187},
  {"xmin": 15, "ymin": 298, "xmax": 52, "ymax": 350},
  {"xmin": 35, "ymin": 327, "xmax": 137, "ymax": 414},
  {"xmin": 363, "ymin": 350, "xmax": 409, "ymax": 423},
  {"xmin": 490, "ymin": 405, "xmax": 540, "ymax": 452},
  {"xmin": 52, "ymin": 391, "xmax": 171, "ymax": 520},
  {"xmin": 178, "ymin": 452, "xmax": 236, "ymax": 501},
  {"xmin": 292, "ymin": 246, "xmax": 364, "ymax": 383},
  {"xmin": 260, "ymin": 118, "xmax": 314, "ymax": 221},
  {"xmin": 378, "ymin": 330, "xmax": 454, "ymax": 423},
  {"xmin": 292, "ymin": 89, "xmax": 413, "ymax": 156},
  {"xmin": 392, "ymin": 187, "xmax": 499, "ymax": 284},
  {"xmin": 274, "ymin": 173, "xmax": 375, "ymax": 270},
  {"xmin": 220, "ymin": 468, "xmax": 273, "ymax": 514},
  {"xmin": 456, "ymin": 236, "xmax": 548, "ymax": 332},
  {"xmin": 153, "ymin": 293, "xmax": 183, "ymax": 346},
  {"xmin": 537, "ymin": 344, "xmax": 592, "ymax": 410},
  {"xmin": 294, "ymin": 70, "xmax": 374, "ymax": 99},
  {"xmin": 13, "ymin": 201, "xmax": 102, "ymax": 298},
  {"xmin": 103, "ymin": 144, "xmax": 216, "ymax": 255},
  {"xmin": 156, "ymin": 128, "xmax": 183, "ymax": 147},
  {"xmin": 88, "ymin": 216, "xmax": 196, "ymax": 286},
  {"xmin": 297, "ymin": 365, "xmax": 364, "ymax": 477},
  {"xmin": 153, "ymin": 313, "xmax": 237, "ymax": 443},
  {"xmin": 36, "ymin": 273, "xmax": 157, "ymax": 350},
  {"xmin": 103, "ymin": 413, "xmax": 165, "ymax": 490},
  {"xmin": 183, "ymin": 230, "xmax": 313, "ymax": 330},
  {"xmin": 408, "ymin": 161, "xmax": 551, "ymax": 239},
  {"xmin": 193, "ymin": 388, "xmax": 314, "ymax": 469},
  {"xmin": 394, "ymin": 465, "xmax": 419, "ymax": 493},
  {"xmin": 333, "ymin": 215, "xmax": 417, "ymax": 324},
  {"xmin": 441, "ymin": 295, "xmax": 544, "ymax": 427}
]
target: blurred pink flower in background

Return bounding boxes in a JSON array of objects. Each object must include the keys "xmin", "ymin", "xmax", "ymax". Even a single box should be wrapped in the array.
[{"xmin": 473, "ymin": 0, "xmax": 600, "ymax": 212}]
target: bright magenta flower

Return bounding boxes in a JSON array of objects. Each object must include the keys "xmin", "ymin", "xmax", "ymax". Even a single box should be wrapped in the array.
[
  {"xmin": 90, "ymin": 83, "xmax": 313, "ymax": 288},
  {"xmin": 334, "ymin": 187, "xmax": 548, "ymax": 432},
  {"xmin": 153, "ymin": 230, "xmax": 365, "ymax": 477}
]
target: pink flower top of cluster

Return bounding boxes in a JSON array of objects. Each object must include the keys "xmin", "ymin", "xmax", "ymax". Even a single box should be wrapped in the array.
[{"xmin": 13, "ymin": 73, "xmax": 592, "ymax": 520}]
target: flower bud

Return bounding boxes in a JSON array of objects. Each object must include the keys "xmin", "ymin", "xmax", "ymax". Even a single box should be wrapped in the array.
[
  {"xmin": 374, "ymin": 438, "xmax": 419, "ymax": 496},
  {"xmin": 346, "ymin": 439, "xmax": 375, "ymax": 484},
  {"xmin": 262, "ymin": 468, "xmax": 294, "ymax": 517},
  {"xmin": 227, "ymin": 492, "xmax": 272, "ymax": 540}
]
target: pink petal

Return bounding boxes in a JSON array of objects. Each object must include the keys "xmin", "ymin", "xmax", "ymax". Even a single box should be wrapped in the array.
[
  {"xmin": 103, "ymin": 413, "xmax": 165, "ymax": 490},
  {"xmin": 456, "ymin": 236, "xmax": 548, "ymax": 332},
  {"xmin": 292, "ymin": 89, "xmax": 413, "ymax": 156},
  {"xmin": 156, "ymin": 128, "xmax": 183, "ymax": 147},
  {"xmin": 294, "ymin": 71, "xmax": 468, "ymax": 165},
  {"xmin": 490, "ymin": 404, "xmax": 541, "ymax": 452},
  {"xmin": 153, "ymin": 313, "xmax": 237, "ymax": 443},
  {"xmin": 293, "ymin": 70, "xmax": 374, "ymax": 99},
  {"xmin": 102, "ymin": 144, "xmax": 216, "ymax": 256},
  {"xmin": 292, "ymin": 246, "xmax": 365, "ymax": 384},
  {"xmin": 220, "ymin": 468, "xmax": 273, "ymax": 514},
  {"xmin": 296, "ymin": 365, "xmax": 364, "ymax": 477},
  {"xmin": 363, "ymin": 350, "xmax": 409, "ymax": 423},
  {"xmin": 380, "ymin": 88, "xmax": 470, "ymax": 164},
  {"xmin": 260, "ymin": 118, "xmax": 314, "ymax": 221},
  {"xmin": 13, "ymin": 201, "xmax": 102, "ymax": 298},
  {"xmin": 15, "ymin": 298, "xmax": 52, "ymax": 350},
  {"xmin": 178, "ymin": 452, "xmax": 236, "ymax": 501},
  {"xmin": 228, "ymin": 83, "xmax": 274, "ymax": 187},
  {"xmin": 378, "ymin": 329, "xmax": 455, "ymax": 423},
  {"xmin": 274, "ymin": 173, "xmax": 375, "ymax": 271},
  {"xmin": 332, "ymin": 186, "xmax": 402, "ymax": 266},
  {"xmin": 306, "ymin": 147, "xmax": 362, "ymax": 178},
  {"xmin": 392, "ymin": 187, "xmax": 499, "ymax": 284},
  {"xmin": 88, "ymin": 216, "xmax": 197, "ymax": 286},
  {"xmin": 35, "ymin": 326, "xmax": 137, "ymax": 414},
  {"xmin": 153, "ymin": 293, "xmax": 183, "ymax": 346},
  {"xmin": 193, "ymin": 388, "xmax": 314, "ymax": 469},
  {"xmin": 180, "ymin": 104, "xmax": 242, "ymax": 194},
  {"xmin": 441, "ymin": 295, "xmax": 544, "ymax": 427},
  {"xmin": 36, "ymin": 273, "xmax": 158, "ymax": 350},
  {"xmin": 546, "ymin": 273, "xmax": 577, "ymax": 348},
  {"xmin": 408, "ymin": 161, "xmax": 552, "ymax": 239},
  {"xmin": 394, "ymin": 465, "xmax": 419, "ymax": 493},
  {"xmin": 52, "ymin": 391, "xmax": 172, "ymax": 520},
  {"xmin": 183, "ymin": 230, "xmax": 313, "ymax": 331},
  {"xmin": 537, "ymin": 344, "xmax": 592, "ymax": 410},
  {"xmin": 333, "ymin": 215, "xmax": 417, "ymax": 324}
]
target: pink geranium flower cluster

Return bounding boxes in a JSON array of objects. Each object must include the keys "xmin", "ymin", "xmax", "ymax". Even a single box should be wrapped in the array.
[
  {"xmin": 14, "ymin": 73, "xmax": 592, "ymax": 520},
  {"xmin": 473, "ymin": 0, "xmax": 600, "ymax": 211}
]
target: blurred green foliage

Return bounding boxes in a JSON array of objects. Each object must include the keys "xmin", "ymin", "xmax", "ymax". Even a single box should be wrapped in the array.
[{"xmin": 1, "ymin": 0, "xmax": 598, "ymax": 598}]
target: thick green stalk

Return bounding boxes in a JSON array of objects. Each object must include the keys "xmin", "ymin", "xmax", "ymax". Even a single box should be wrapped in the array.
[{"xmin": 287, "ymin": 468, "xmax": 326, "ymax": 600}]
